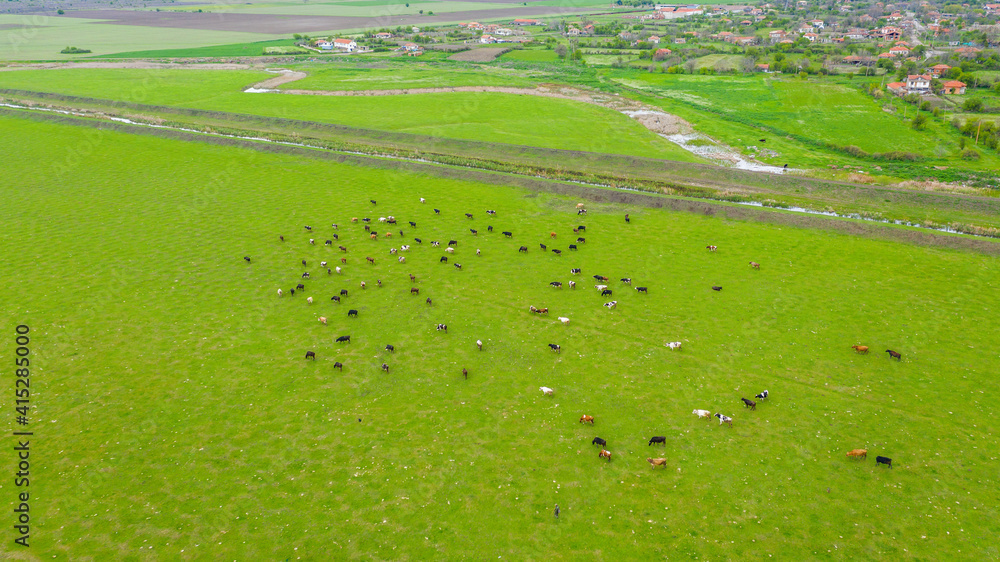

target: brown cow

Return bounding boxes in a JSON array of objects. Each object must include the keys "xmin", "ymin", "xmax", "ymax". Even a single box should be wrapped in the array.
[
  {"xmin": 847, "ymin": 449, "xmax": 868, "ymax": 460},
  {"xmin": 852, "ymin": 345, "xmax": 869, "ymax": 354},
  {"xmin": 749, "ymin": 261, "xmax": 760, "ymax": 270},
  {"xmin": 647, "ymin": 458, "xmax": 667, "ymax": 468},
  {"xmin": 598, "ymin": 450, "xmax": 612, "ymax": 462},
  {"xmin": 579, "ymin": 415, "xmax": 595, "ymax": 425}
]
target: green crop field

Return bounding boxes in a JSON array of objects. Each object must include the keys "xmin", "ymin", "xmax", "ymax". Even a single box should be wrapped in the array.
[
  {"xmin": 285, "ymin": 63, "xmax": 539, "ymax": 91},
  {"xmin": 501, "ymin": 49, "xmax": 561, "ymax": 63},
  {"xmin": 0, "ymin": 14, "xmax": 281, "ymax": 61},
  {"xmin": 97, "ymin": 39, "xmax": 302, "ymax": 59},
  {"xmin": 0, "ymin": 67, "xmax": 699, "ymax": 161},
  {"xmin": 3, "ymin": 111, "xmax": 999, "ymax": 559}
]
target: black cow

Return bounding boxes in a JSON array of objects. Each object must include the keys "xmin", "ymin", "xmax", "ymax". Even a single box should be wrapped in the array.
[
  {"xmin": 636, "ymin": 287, "xmax": 648, "ymax": 293},
  {"xmin": 340, "ymin": 289, "xmax": 349, "ymax": 296},
  {"xmin": 577, "ymin": 238, "xmax": 586, "ymax": 243},
  {"xmin": 385, "ymin": 344, "xmax": 395, "ymax": 353},
  {"xmin": 436, "ymin": 324, "xmax": 448, "ymax": 332},
  {"xmin": 741, "ymin": 398, "xmax": 757, "ymax": 410},
  {"xmin": 336, "ymin": 335, "xmax": 351, "ymax": 343},
  {"xmin": 305, "ymin": 351, "xmax": 316, "ymax": 360},
  {"xmin": 454, "ymin": 263, "xmax": 462, "ymax": 270},
  {"xmin": 548, "ymin": 343, "xmax": 561, "ymax": 353},
  {"xmin": 462, "ymin": 368, "xmax": 468, "ymax": 379},
  {"xmin": 297, "ymin": 283, "xmax": 305, "ymax": 290},
  {"xmin": 552, "ymin": 249, "xmax": 562, "ymax": 255},
  {"xmin": 465, "ymin": 213, "xmax": 473, "ymax": 219},
  {"xmin": 413, "ymin": 238, "xmax": 422, "ymax": 244},
  {"xmin": 334, "ymin": 362, "xmax": 343, "ymax": 371},
  {"xmin": 333, "ymin": 233, "xmax": 339, "ymax": 240},
  {"xmin": 325, "ymin": 240, "xmax": 332, "ymax": 246},
  {"xmin": 550, "ymin": 282, "xmax": 563, "ymax": 288},
  {"xmin": 756, "ymin": 390, "xmax": 769, "ymax": 400},
  {"xmin": 304, "ymin": 226, "xmax": 312, "ymax": 231},
  {"xmin": 434, "ymin": 209, "xmax": 441, "ymax": 214},
  {"xmin": 381, "ymin": 363, "xmax": 390, "ymax": 373},
  {"xmin": 592, "ymin": 437, "xmax": 607, "ymax": 447},
  {"xmin": 518, "ymin": 246, "xmax": 528, "ymax": 253},
  {"xmin": 302, "ymin": 259, "xmax": 307, "ymax": 267},
  {"xmin": 243, "ymin": 256, "xmax": 251, "ymax": 263},
  {"xmin": 576, "ymin": 225, "xmax": 586, "ymax": 232},
  {"xmin": 649, "ymin": 436, "xmax": 666, "ymax": 446},
  {"xmin": 409, "ymin": 221, "xmax": 416, "ymax": 227},
  {"xmin": 876, "ymin": 456, "xmax": 893, "ymax": 468},
  {"xmin": 426, "ymin": 297, "xmax": 432, "ymax": 306},
  {"xmin": 348, "ymin": 309, "xmax": 358, "ymax": 317},
  {"xmin": 440, "ymin": 256, "xmax": 448, "ymax": 263},
  {"xmin": 620, "ymin": 278, "xmax": 631, "ymax": 285},
  {"xmin": 279, "ymin": 235, "xmax": 284, "ymax": 242},
  {"xmin": 601, "ymin": 289, "xmax": 612, "ymax": 297},
  {"xmin": 571, "ymin": 268, "xmax": 582, "ymax": 274},
  {"xmin": 540, "ymin": 243, "xmax": 547, "ymax": 251},
  {"xmin": 302, "ymin": 272, "xmax": 310, "ymax": 279},
  {"xmin": 449, "ymin": 240, "xmax": 458, "ymax": 247},
  {"xmin": 331, "ymin": 295, "xmax": 341, "ymax": 303},
  {"xmin": 370, "ymin": 199, "xmax": 377, "ymax": 205},
  {"xmin": 487, "ymin": 225, "xmax": 493, "ymax": 232},
  {"xmin": 886, "ymin": 349, "xmax": 902, "ymax": 360},
  {"xmin": 593, "ymin": 275, "xmax": 607, "ymax": 281},
  {"xmin": 625, "ymin": 214, "xmax": 630, "ymax": 223},
  {"xmin": 470, "ymin": 229, "xmax": 478, "ymax": 235},
  {"xmin": 503, "ymin": 231, "xmax": 513, "ymax": 238},
  {"xmin": 712, "ymin": 286, "xmax": 723, "ymax": 291},
  {"xmin": 569, "ymin": 244, "xmax": 577, "ymax": 250}
]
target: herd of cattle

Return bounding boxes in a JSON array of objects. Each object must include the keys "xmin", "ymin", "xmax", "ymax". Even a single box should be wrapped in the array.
[{"xmin": 254, "ymin": 198, "xmax": 897, "ymax": 472}]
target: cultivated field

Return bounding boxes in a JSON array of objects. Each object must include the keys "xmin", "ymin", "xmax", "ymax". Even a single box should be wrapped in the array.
[{"xmin": 2, "ymin": 111, "xmax": 999, "ymax": 559}]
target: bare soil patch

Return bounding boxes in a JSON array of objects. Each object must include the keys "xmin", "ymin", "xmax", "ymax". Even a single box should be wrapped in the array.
[{"xmin": 447, "ymin": 48, "xmax": 509, "ymax": 63}]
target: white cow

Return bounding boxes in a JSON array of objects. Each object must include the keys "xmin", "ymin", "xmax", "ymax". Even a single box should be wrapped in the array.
[
  {"xmin": 595, "ymin": 284, "xmax": 608, "ymax": 291},
  {"xmin": 445, "ymin": 247, "xmax": 455, "ymax": 254},
  {"xmin": 692, "ymin": 409, "xmax": 711, "ymax": 419},
  {"xmin": 539, "ymin": 387, "xmax": 554, "ymax": 396},
  {"xmin": 306, "ymin": 297, "xmax": 313, "ymax": 304},
  {"xmin": 335, "ymin": 266, "xmax": 342, "ymax": 274},
  {"xmin": 277, "ymin": 288, "xmax": 283, "ymax": 297},
  {"xmin": 318, "ymin": 317, "xmax": 327, "ymax": 325},
  {"xmin": 320, "ymin": 261, "xmax": 327, "ymax": 267},
  {"xmin": 666, "ymin": 341, "xmax": 683, "ymax": 350},
  {"xmin": 420, "ymin": 198, "xmax": 426, "ymax": 203},
  {"xmin": 558, "ymin": 317, "xmax": 570, "ymax": 324},
  {"xmin": 715, "ymin": 413, "xmax": 733, "ymax": 427},
  {"xmin": 604, "ymin": 301, "xmax": 617, "ymax": 309}
]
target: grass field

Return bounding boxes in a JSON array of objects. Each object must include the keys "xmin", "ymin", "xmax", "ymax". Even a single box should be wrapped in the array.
[
  {"xmin": 0, "ymin": 67, "xmax": 699, "ymax": 161},
  {"xmin": 502, "ymin": 49, "xmax": 561, "ymax": 63},
  {"xmin": 285, "ymin": 62, "xmax": 540, "ymax": 90},
  {"xmin": 96, "ymin": 38, "xmax": 301, "ymax": 59},
  {"xmin": 2, "ymin": 111, "xmax": 999, "ymax": 559}
]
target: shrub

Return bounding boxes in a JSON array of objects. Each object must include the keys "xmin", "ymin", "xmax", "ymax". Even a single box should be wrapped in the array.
[
  {"xmin": 963, "ymin": 98, "xmax": 984, "ymax": 112},
  {"xmin": 912, "ymin": 114, "xmax": 928, "ymax": 130},
  {"xmin": 961, "ymin": 148, "xmax": 981, "ymax": 160}
]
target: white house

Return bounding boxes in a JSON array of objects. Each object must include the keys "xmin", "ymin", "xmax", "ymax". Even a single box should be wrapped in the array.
[
  {"xmin": 480, "ymin": 34, "xmax": 496, "ymax": 43},
  {"xmin": 906, "ymin": 74, "xmax": 931, "ymax": 92},
  {"xmin": 333, "ymin": 38, "xmax": 357, "ymax": 52}
]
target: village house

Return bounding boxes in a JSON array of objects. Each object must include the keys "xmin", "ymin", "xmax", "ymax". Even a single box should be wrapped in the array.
[
  {"xmin": 495, "ymin": 28, "xmax": 513, "ymax": 36},
  {"xmin": 984, "ymin": 3, "xmax": 1000, "ymax": 14},
  {"xmin": 930, "ymin": 64, "xmax": 951, "ymax": 76},
  {"xmin": 756, "ymin": 62, "xmax": 770, "ymax": 72},
  {"xmin": 809, "ymin": 19, "xmax": 825, "ymax": 28},
  {"xmin": 648, "ymin": 35, "xmax": 661, "ymax": 44},
  {"xmin": 941, "ymin": 80, "xmax": 966, "ymax": 94},
  {"xmin": 480, "ymin": 34, "xmax": 496, "ymax": 43},
  {"xmin": 803, "ymin": 32, "xmax": 819, "ymax": 41},
  {"xmin": 889, "ymin": 45, "xmax": 910, "ymax": 56},
  {"xmin": 315, "ymin": 40, "xmax": 333, "ymax": 50},
  {"xmin": 401, "ymin": 42, "xmax": 421, "ymax": 52},
  {"xmin": 333, "ymin": 38, "xmax": 357, "ymax": 52},
  {"xmin": 906, "ymin": 74, "xmax": 932, "ymax": 92},
  {"xmin": 887, "ymin": 81, "xmax": 906, "ymax": 94}
]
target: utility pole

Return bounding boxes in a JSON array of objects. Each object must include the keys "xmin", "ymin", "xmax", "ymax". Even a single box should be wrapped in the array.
[{"xmin": 976, "ymin": 119, "xmax": 983, "ymax": 145}]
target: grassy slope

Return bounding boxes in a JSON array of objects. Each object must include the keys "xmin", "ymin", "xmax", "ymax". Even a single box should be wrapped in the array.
[
  {"xmin": 0, "ymin": 15, "xmax": 280, "ymax": 61},
  {"xmin": 2, "ymin": 114, "xmax": 999, "ymax": 559},
  {"xmin": 0, "ymin": 68, "xmax": 699, "ymax": 161}
]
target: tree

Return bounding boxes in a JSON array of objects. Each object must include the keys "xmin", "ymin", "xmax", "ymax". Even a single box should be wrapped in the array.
[
  {"xmin": 555, "ymin": 44, "xmax": 568, "ymax": 59},
  {"xmin": 684, "ymin": 59, "xmax": 697, "ymax": 74},
  {"xmin": 912, "ymin": 113, "xmax": 928, "ymax": 130},
  {"xmin": 740, "ymin": 56, "xmax": 756, "ymax": 74}
]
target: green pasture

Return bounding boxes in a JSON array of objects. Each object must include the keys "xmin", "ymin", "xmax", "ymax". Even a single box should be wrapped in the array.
[
  {"xmin": 285, "ymin": 62, "xmax": 538, "ymax": 90},
  {"xmin": 2, "ymin": 113, "xmax": 999, "ymax": 559},
  {"xmin": 0, "ymin": 14, "xmax": 280, "ymax": 61},
  {"xmin": 0, "ymin": 67, "xmax": 698, "ymax": 161},
  {"xmin": 501, "ymin": 49, "xmax": 560, "ymax": 62},
  {"xmin": 158, "ymin": 0, "xmax": 517, "ymax": 17},
  {"xmin": 97, "ymin": 39, "xmax": 301, "ymax": 59}
]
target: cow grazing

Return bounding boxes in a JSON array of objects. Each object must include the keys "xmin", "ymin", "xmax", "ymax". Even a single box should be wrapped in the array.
[
  {"xmin": 398, "ymin": 256, "xmax": 406, "ymax": 263},
  {"xmin": 244, "ymin": 256, "xmax": 251, "ymax": 263},
  {"xmin": 852, "ymin": 345, "xmax": 869, "ymax": 354},
  {"xmin": 409, "ymin": 221, "xmax": 416, "ymax": 228},
  {"xmin": 440, "ymin": 256, "xmax": 448, "ymax": 263},
  {"xmin": 465, "ymin": 213, "xmax": 473, "ymax": 219},
  {"xmin": 693, "ymin": 409, "xmax": 712, "ymax": 419},
  {"xmin": 593, "ymin": 275, "xmax": 609, "ymax": 282},
  {"xmin": 431, "ymin": 241, "xmax": 440, "ymax": 247},
  {"xmin": 604, "ymin": 301, "xmax": 617, "ymax": 309},
  {"xmin": 366, "ymin": 257, "xmax": 375, "ymax": 264},
  {"xmin": 310, "ymin": 238, "xmax": 315, "ymax": 245},
  {"xmin": 569, "ymin": 244, "xmax": 577, "ymax": 251},
  {"xmin": 749, "ymin": 261, "xmax": 760, "ymax": 270},
  {"xmin": 302, "ymin": 272, "xmax": 310, "ymax": 279},
  {"xmin": 340, "ymin": 289, "xmax": 349, "ymax": 296},
  {"xmin": 568, "ymin": 281, "xmax": 576, "ymax": 289},
  {"xmin": 411, "ymin": 288, "xmax": 419, "ymax": 295},
  {"xmin": 409, "ymin": 274, "xmax": 416, "ymax": 282},
  {"xmin": 601, "ymin": 289, "xmax": 612, "ymax": 297},
  {"xmin": 503, "ymin": 231, "xmax": 513, "ymax": 238},
  {"xmin": 548, "ymin": 343, "xmax": 561, "ymax": 353},
  {"xmin": 304, "ymin": 226, "xmax": 312, "ymax": 231},
  {"xmin": 362, "ymin": 218, "xmax": 371, "ymax": 223},
  {"xmin": 436, "ymin": 324, "xmax": 448, "ymax": 332},
  {"xmin": 577, "ymin": 209, "xmax": 586, "ymax": 215},
  {"xmin": 712, "ymin": 286, "xmax": 723, "ymax": 291},
  {"xmin": 339, "ymin": 246, "xmax": 348, "ymax": 252},
  {"xmin": 385, "ymin": 344, "xmax": 395, "ymax": 353},
  {"xmin": 290, "ymin": 289, "xmax": 295, "ymax": 296},
  {"xmin": 624, "ymin": 214, "xmax": 630, "ymax": 223},
  {"xmin": 279, "ymin": 235, "xmax": 284, "ymax": 242},
  {"xmin": 336, "ymin": 266, "xmax": 342, "ymax": 274},
  {"xmin": 577, "ymin": 238, "xmax": 586, "ymax": 244},
  {"xmin": 666, "ymin": 342, "xmax": 682, "ymax": 350},
  {"xmin": 648, "ymin": 436, "xmax": 666, "ymax": 446},
  {"xmin": 576, "ymin": 225, "xmax": 586, "ymax": 232},
  {"xmin": 487, "ymin": 210, "xmax": 496, "ymax": 216},
  {"xmin": 847, "ymin": 449, "xmax": 867, "ymax": 460},
  {"xmin": 305, "ymin": 351, "xmax": 316, "ymax": 360},
  {"xmin": 595, "ymin": 285, "xmax": 608, "ymax": 291},
  {"xmin": 348, "ymin": 309, "xmax": 358, "ymax": 317},
  {"xmin": 741, "ymin": 398, "xmax": 756, "ymax": 410},
  {"xmin": 434, "ymin": 209, "xmax": 441, "ymax": 214},
  {"xmin": 360, "ymin": 281, "xmax": 367, "ymax": 289},
  {"xmin": 385, "ymin": 232, "xmax": 392, "ymax": 238},
  {"xmin": 876, "ymin": 456, "xmax": 893, "ymax": 468},
  {"xmin": 714, "ymin": 413, "xmax": 733, "ymax": 427},
  {"xmin": 558, "ymin": 317, "xmax": 570, "ymax": 324},
  {"xmin": 707, "ymin": 245, "xmax": 717, "ymax": 252},
  {"xmin": 592, "ymin": 437, "xmax": 606, "ymax": 447},
  {"xmin": 302, "ymin": 260, "xmax": 308, "ymax": 267},
  {"xmin": 886, "ymin": 349, "xmax": 902, "ymax": 360},
  {"xmin": 477, "ymin": 339, "xmax": 483, "ymax": 350},
  {"xmin": 334, "ymin": 362, "xmax": 343, "ymax": 371},
  {"xmin": 470, "ymin": 229, "xmax": 478, "ymax": 236},
  {"xmin": 550, "ymin": 232, "xmax": 557, "ymax": 239},
  {"xmin": 529, "ymin": 305, "xmax": 539, "ymax": 313},
  {"xmin": 476, "ymin": 249, "xmax": 480, "ymax": 256},
  {"xmin": 325, "ymin": 240, "xmax": 332, "ymax": 246},
  {"xmin": 307, "ymin": 297, "xmax": 313, "ymax": 304},
  {"xmin": 462, "ymin": 368, "xmax": 468, "ymax": 379},
  {"xmin": 390, "ymin": 248, "xmax": 397, "ymax": 255},
  {"xmin": 552, "ymin": 249, "xmax": 562, "ymax": 256},
  {"xmin": 755, "ymin": 390, "xmax": 769, "ymax": 400},
  {"xmin": 540, "ymin": 386, "xmax": 554, "ymax": 396},
  {"xmin": 370, "ymin": 199, "xmax": 377, "ymax": 205},
  {"xmin": 331, "ymin": 296, "xmax": 340, "ymax": 303},
  {"xmin": 320, "ymin": 261, "xmax": 328, "ymax": 268},
  {"xmin": 277, "ymin": 289, "xmax": 283, "ymax": 297},
  {"xmin": 540, "ymin": 244, "xmax": 547, "ymax": 251},
  {"xmin": 426, "ymin": 298, "xmax": 432, "ymax": 306},
  {"xmin": 454, "ymin": 263, "xmax": 462, "ymax": 270},
  {"xmin": 296, "ymin": 284, "xmax": 305, "ymax": 290},
  {"xmin": 340, "ymin": 257, "xmax": 347, "ymax": 264},
  {"xmin": 519, "ymin": 246, "xmax": 528, "ymax": 253},
  {"xmin": 414, "ymin": 238, "xmax": 422, "ymax": 244},
  {"xmin": 550, "ymin": 282, "xmax": 563, "ymax": 288},
  {"xmin": 318, "ymin": 317, "xmax": 327, "ymax": 325},
  {"xmin": 445, "ymin": 247, "xmax": 455, "ymax": 254},
  {"xmin": 599, "ymin": 450, "xmax": 612, "ymax": 462},
  {"xmin": 636, "ymin": 287, "xmax": 648, "ymax": 294},
  {"xmin": 620, "ymin": 278, "xmax": 631, "ymax": 285},
  {"xmin": 381, "ymin": 363, "xmax": 390, "ymax": 373},
  {"xmin": 580, "ymin": 415, "xmax": 595, "ymax": 425},
  {"xmin": 647, "ymin": 458, "xmax": 667, "ymax": 468}
]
